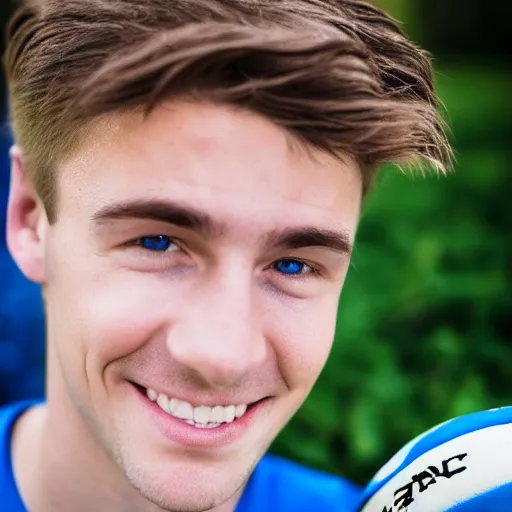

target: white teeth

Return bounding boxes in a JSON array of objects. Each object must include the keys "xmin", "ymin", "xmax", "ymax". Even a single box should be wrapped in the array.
[
  {"xmin": 188, "ymin": 422, "xmax": 221, "ymax": 429},
  {"xmin": 168, "ymin": 398, "xmax": 179, "ymax": 415},
  {"xmin": 225, "ymin": 405, "xmax": 236, "ymax": 423},
  {"xmin": 156, "ymin": 394, "xmax": 169, "ymax": 413},
  {"xmin": 173, "ymin": 400, "xmax": 194, "ymax": 421},
  {"xmin": 149, "ymin": 389, "xmax": 250, "ymax": 428},
  {"xmin": 204, "ymin": 423, "xmax": 220, "ymax": 429},
  {"xmin": 235, "ymin": 404, "xmax": 247, "ymax": 418},
  {"xmin": 210, "ymin": 405, "xmax": 225, "ymax": 424},
  {"xmin": 194, "ymin": 406, "xmax": 211, "ymax": 424}
]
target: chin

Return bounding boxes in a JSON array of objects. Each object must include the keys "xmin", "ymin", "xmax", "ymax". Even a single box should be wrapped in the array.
[
  {"xmin": 121, "ymin": 453, "xmax": 250, "ymax": 512},
  {"xmin": 137, "ymin": 486, "xmax": 225, "ymax": 512}
]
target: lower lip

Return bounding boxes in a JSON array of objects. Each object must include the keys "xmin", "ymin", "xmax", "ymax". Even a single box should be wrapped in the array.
[{"xmin": 131, "ymin": 384, "xmax": 269, "ymax": 449}]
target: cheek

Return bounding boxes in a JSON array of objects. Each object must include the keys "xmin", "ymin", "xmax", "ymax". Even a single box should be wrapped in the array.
[
  {"xmin": 266, "ymin": 294, "xmax": 340, "ymax": 390},
  {"xmin": 46, "ymin": 249, "xmax": 181, "ymax": 366},
  {"xmin": 75, "ymin": 278, "xmax": 165, "ymax": 361}
]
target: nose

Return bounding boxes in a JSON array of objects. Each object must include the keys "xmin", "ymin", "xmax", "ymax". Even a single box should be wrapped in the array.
[{"xmin": 165, "ymin": 270, "xmax": 267, "ymax": 389}]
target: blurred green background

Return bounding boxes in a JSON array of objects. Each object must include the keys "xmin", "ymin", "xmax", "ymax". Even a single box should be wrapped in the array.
[{"xmin": 0, "ymin": 0, "xmax": 510, "ymax": 486}]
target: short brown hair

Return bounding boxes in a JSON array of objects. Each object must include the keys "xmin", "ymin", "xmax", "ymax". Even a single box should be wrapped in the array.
[{"xmin": 4, "ymin": 0, "xmax": 452, "ymax": 222}]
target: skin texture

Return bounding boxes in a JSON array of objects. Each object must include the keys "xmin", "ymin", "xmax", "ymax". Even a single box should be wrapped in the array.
[{"xmin": 7, "ymin": 101, "xmax": 362, "ymax": 512}]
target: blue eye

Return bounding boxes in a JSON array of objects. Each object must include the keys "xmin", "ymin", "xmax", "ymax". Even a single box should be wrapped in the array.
[
  {"xmin": 274, "ymin": 259, "xmax": 309, "ymax": 276},
  {"xmin": 138, "ymin": 235, "xmax": 175, "ymax": 252}
]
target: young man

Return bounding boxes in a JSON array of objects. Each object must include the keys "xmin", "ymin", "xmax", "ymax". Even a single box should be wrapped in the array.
[{"xmin": 0, "ymin": 1, "xmax": 451, "ymax": 511}]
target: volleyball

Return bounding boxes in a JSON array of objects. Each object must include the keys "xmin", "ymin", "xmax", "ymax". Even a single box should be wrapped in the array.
[{"xmin": 359, "ymin": 407, "xmax": 512, "ymax": 512}]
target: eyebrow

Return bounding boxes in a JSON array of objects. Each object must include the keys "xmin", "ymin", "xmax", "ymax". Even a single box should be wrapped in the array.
[
  {"xmin": 265, "ymin": 227, "xmax": 353, "ymax": 256},
  {"xmin": 91, "ymin": 199, "xmax": 223, "ymax": 236},
  {"xmin": 91, "ymin": 199, "xmax": 353, "ymax": 255}
]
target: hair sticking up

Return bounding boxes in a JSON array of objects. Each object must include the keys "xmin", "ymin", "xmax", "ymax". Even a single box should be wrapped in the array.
[{"xmin": 4, "ymin": 0, "xmax": 453, "ymax": 222}]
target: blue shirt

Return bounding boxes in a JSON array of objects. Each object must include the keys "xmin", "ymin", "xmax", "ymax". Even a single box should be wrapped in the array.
[{"xmin": 0, "ymin": 402, "xmax": 361, "ymax": 511}]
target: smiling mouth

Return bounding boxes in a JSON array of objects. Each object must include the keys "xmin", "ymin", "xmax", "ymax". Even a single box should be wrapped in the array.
[{"xmin": 131, "ymin": 383, "xmax": 265, "ymax": 430}]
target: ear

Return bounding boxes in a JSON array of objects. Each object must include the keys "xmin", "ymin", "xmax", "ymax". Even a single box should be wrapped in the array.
[{"xmin": 6, "ymin": 146, "xmax": 48, "ymax": 284}]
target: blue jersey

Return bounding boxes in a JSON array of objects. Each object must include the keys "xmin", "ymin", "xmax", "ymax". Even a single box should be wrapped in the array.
[{"xmin": 0, "ymin": 402, "xmax": 361, "ymax": 511}]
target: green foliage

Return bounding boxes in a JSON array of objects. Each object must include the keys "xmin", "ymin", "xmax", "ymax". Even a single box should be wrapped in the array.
[{"xmin": 271, "ymin": 67, "xmax": 512, "ymax": 484}]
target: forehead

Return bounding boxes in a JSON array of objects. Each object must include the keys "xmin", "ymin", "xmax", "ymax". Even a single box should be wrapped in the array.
[{"xmin": 56, "ymin": 101, "xmax": 363, "ymax": 231}]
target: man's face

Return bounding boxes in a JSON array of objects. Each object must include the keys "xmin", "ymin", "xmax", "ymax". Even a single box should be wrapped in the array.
[{"xmin": 11, "ymin": 102, "xmax": 362, "ymax": 510}]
